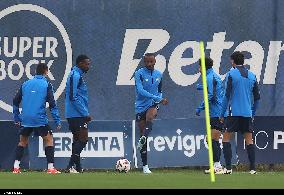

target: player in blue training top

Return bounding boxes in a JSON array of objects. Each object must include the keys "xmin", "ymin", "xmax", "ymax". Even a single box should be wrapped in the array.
[
  {"xmin": 135, "ymin": 53, "xmax": 168, "ymax": 174},
  {"xmin": 12, "ymin": 63, "xmax": 61, "ymax": 174},
  {"xmin": 195, "ymin": 57, "xmax": 224, "ymax": 174},
  {"xmin": 220, "ymin": 51, "xmax": 260, "ymax": 175},
  {"xmin": 65, "ymin": 55, "xmax": 91, "ymax": 173}
]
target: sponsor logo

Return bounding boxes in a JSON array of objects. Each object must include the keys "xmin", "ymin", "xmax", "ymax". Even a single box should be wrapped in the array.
[
  {"xmin": 117, "ymin": 29, "xmax": 281, "ymax": 86},
  {"xmin": 38, "ymin": 132, "xmax": 124, "ymax": 157},
  {"xmin": 0, "ymin": 4, "xmax": 72, "ymax": 112},
  {"xmin": 147, "ymin": 129, "xmax": 208, "ymax": 158},
  {"xmin": 241, "ymin": 130, "xmax": 284, "ymax": 150}
]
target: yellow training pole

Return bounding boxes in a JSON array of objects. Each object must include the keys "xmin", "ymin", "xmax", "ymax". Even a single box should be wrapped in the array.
[{"xmin": 199, "ymin": 41, "xmax": 215, "ymax": 182}]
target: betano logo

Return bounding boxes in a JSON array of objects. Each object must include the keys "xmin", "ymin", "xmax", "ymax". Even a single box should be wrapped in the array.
[
  {"xmin": 38, "ymin": 132, "xmax": 124, "ymax": 157},
  {"xmin": 117, "ymin": 29, "xmax": 282, "ymax": 86},
  {"xmin": 0, "ymin": 4, "xmax": 72, "ymax": 112}
]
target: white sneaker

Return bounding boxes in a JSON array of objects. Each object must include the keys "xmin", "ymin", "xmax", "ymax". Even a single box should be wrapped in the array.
[
  {"xmin": 204, "ymin": 169, "xmax": 211, "ymax": 174},
  {"xmin": 214, "ymin": 162, "xmax": 222, "ymax": 169},
  {"xmin": 143, "ymin": 165, "xmax": 152, "ymax": 174},
  {"xmin": 137, "ymin": 136, "xmax": 147, "ymax": 150},
  {"xmin": 204, "ymin": 167, "xmax": 224, "ymax": 174},
  {"xmin": 223, "ymin": 168, "xmax": 232, "ymax": 174},
  {"xmin": 69, "ymin": 166, "xmax": 79, "ymax": 174},
  {"xmin": 249, "ymin": 170, "xmax": 257, "ymax": 175}
]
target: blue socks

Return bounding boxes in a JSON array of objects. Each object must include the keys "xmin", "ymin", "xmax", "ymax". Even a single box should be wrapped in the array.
[
  {"xmin": 45, "ymin": 146, "xmax": 54, "ymax": 164},
  {"xmin": 212, "ymin": 140, "xmax": 221, "ymax": 163},
  {"xmin": 223, "ymin": 142, "xmax": 232, "ymax": 170},
  {"xmin": 222, "ymin": 142, "xmax": 255, "ymax": 171},
  {"xmin": 144, "ymin": 121, "xmax": 152, "ymax": 137},
  {"xmin": 140, "ymin": 121, "xmax": 152, "ymax": 166},
  {"xmin": 68, "ymin": 141, "xmax": 87, "ymax": 170},
  {"xmin": 140, "ymin": 138, "xmax": 148, "ymax": 166},
  {"xmin": 15, "ymin": 146, "xmax": 24, "ymax": 161},
  {"xmin": 246, "ymin": 144, "xmax": 255, "ymax": 170}
]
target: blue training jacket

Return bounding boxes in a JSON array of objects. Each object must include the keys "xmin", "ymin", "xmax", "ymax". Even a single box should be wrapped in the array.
[
  {"xmin": 220, "ymin": 65, "xmax": 260, "ymax": 117},
  {"xmin": 65, "ymin": 66, "xmax": 89, "ymax": 118},
  {"xmin": 134, "ymin": 67, "xmax": 163, "ymax": 113},
  {"xmin": 196, "ymin": 68, "xmax": 224, "ymax": 117},
  {"xmin": 13, "ymin": 75, "xmax": 61, "ymax": 127}
]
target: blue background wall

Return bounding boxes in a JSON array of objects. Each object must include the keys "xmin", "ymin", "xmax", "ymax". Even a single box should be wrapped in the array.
[{"xmin": 1, "ymin": 0, "xmax": 284, "ymax": 121}]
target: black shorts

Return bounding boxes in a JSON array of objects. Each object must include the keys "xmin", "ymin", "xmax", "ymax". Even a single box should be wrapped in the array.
[
  {"xmin": 67, "ymin": 117, "xmax": 89, "ymax": 133},
  {"xmin": 20, "ymin": 125, "xmax": 52, "ymax": 137},
  {"xmin": 136, "ymin": 104, "xmax": 159, "ymax": 122},
  {"xmin": 210, "ymin": 117, "xmax": 224, "ymax": 131},
  {"xmin": 225, "ymin": 116, "xmax": 253, "ymax": 133}
]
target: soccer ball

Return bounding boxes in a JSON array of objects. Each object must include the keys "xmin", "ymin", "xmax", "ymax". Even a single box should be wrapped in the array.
[{"xmin": 116, "ymin": 158, "xmax": 131, "ymax": 173}]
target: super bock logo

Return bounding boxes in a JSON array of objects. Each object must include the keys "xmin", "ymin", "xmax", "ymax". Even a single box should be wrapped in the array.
[{"xmin": 0, "ymin": 4, "xmax": 72, "ymax": 112}]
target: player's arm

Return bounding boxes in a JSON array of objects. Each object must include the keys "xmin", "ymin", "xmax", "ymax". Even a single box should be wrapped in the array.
[
  {"xmin": 196, "ymin": 83, "xmax": 203, "ymax": 90},
  {"xmin": 220, "ymin": 74, "xmax": 232, "ymax": 118},
  {"xmin": 196, "ymin": 76, "xmax": 215, "ymax": 116},
  {"xmin": 47, "ymin": 82, "xmax": 61, "ymax": 128},
  {"xmin": 69, "ymin": 73, "xmax": 89, "ymax": 116},
  {"xmin": 157, "ymin": 78, "xmax": 168, "ymax": 105},
  {"xmin": 158, "ymin": 78, "xmax": 163, "ymax": 99},
  {"xmin": 252, "ymin": 77, "xmax": 260, "ymax": 117},
  {"xmin": 13, "ymin": 86, "xmax": 22, "ymax": 124},
  {"xmin": 196, "ymin": 101, "xmax": 205, "ymax": 116},
  {"xmin": 135, "ymin": 72, "xmax": 162, "ymax": 103}
]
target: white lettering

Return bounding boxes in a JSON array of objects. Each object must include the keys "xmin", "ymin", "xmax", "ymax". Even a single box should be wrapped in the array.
[
  {"xmin": 274, "ymin": 131, "xmax": 284, "ymax": 149},
  {"xmin": 32, "ymin": 37, "xmax": 44, "ymax": 57},
  {"xmin": 116, "ymin": 29, "xmax": 169, "ymax": 85},
  {"xmin": 7, "ymin": 59, "xmax": 24, "ymax": 80},
  {"xmin": 207, "ymin": 32, "xmax": 234, "ymax": 80},
  {"xmin": 168, "ymin": 41, "xmax": 200, "ymax": 86},
  {"xmin": 18, "ymin": 37, "xmax": 32, "ymax": 57},
  {"xmin": 263, "ymin": 41, "xmax": 283, "ymax": 84}
]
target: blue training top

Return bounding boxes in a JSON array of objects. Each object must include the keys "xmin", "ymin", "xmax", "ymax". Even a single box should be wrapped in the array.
[
  {"xmin": 65, "ymin": 66, "xmax": 89, "ymax": 118},
  {"xmin": 13, "ymin": 75, "xmax": 61, "ymax": 127},
  {"xmin": 196, "ymin": 68, "xmax": 224, "ymax": 118},
  {"xmin": 134, "ymin": 67, "xmax": 163, "ymax": 113},
  {"xmin": 220, "ymin": 65, "xmax": 260, "ymax": 117}
]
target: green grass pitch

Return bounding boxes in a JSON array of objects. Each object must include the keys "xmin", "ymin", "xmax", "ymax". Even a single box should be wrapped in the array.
[{"xmin": 1, "ymin": 169, "xmax": 284, "ymax": 189}]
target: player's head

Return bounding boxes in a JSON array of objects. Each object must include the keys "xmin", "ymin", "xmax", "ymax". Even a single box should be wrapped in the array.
[
  {"xmin": 76, "ymin": 54, "xmax": 91, "ymax": 73},
  {"xmin": 144, "ymin": 53, "xmax": 156, "ymax": 70},
  {"xmin": 199, "ymin": 57, "xmax": 213, "ymax": 73},
  {"xmin": 36, "ymin": 63, "xmax": 48, "ymax": 76},
  {"xmin": 230, "ymin": 51, "xmax": 244, "ymax": 67}
]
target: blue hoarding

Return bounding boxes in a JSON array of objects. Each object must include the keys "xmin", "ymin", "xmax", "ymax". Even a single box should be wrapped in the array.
[
  {"xmin": 28, "ymin": 121, "xmax": 133, "ymax": 169},
  {"xmin": 134, "ymin": 118, "xmax": 237, "ymax": 168},
  {"xmin": 237, "ymin": 117, "xmax": 284, "ymax": 164},
  {"xmin": 2, "ymin": 117, "xmax": 284, "ymax": 170}
]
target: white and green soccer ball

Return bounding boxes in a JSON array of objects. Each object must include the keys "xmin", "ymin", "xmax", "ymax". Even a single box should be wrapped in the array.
[{"xmin": 116, "ymin": 158, "xmax": 131, "ymax": 173}]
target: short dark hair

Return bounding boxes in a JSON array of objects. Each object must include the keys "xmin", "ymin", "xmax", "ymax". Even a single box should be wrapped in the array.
[
  {"xmin": 76, "ymin": 54, "xmax": 90, "ymax": 65},
  {"xmin": 36, "ymin": 63, "xmax": 48, "ymax": 75},
  {"xmin": 230, "ymin": 51, "xmax": 244, "ymax": 65},
  {"xmin": 144, "ymin": 53, "xmax": 156, "ymax": 58},
  {"xmin": 199, "ymin": 57, "xmax": 213, "ymax": 69}
]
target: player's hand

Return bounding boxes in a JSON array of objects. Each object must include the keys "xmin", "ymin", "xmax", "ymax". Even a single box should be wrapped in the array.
[
  {"xmin": 219, "ymin": 117, "xmax": 224, "ymax": 124},
  {"xmin": 14, "ymin": 121, "xmax": 21, "ymax": 127},
  {"xmin": 196, "ymin": 84, "xmax": 203, "ymax": 91},
  {"xmin": 85, "ymin": 115, "xmax": 92, "ymax": 122},
  {"xmin": 195, "ymin": 109, "xmax": 201, "ymax": 116},
  {"xmin": 252, "ymin": 110, "xmax": 255, "ymax": 123},
  {"xmin": 160, "ymin": 98, "xmax": 168, "ymax": 105},
  {"xmin": 56, "ymin": 124, "xmax": 61, "ymax": 131}
]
